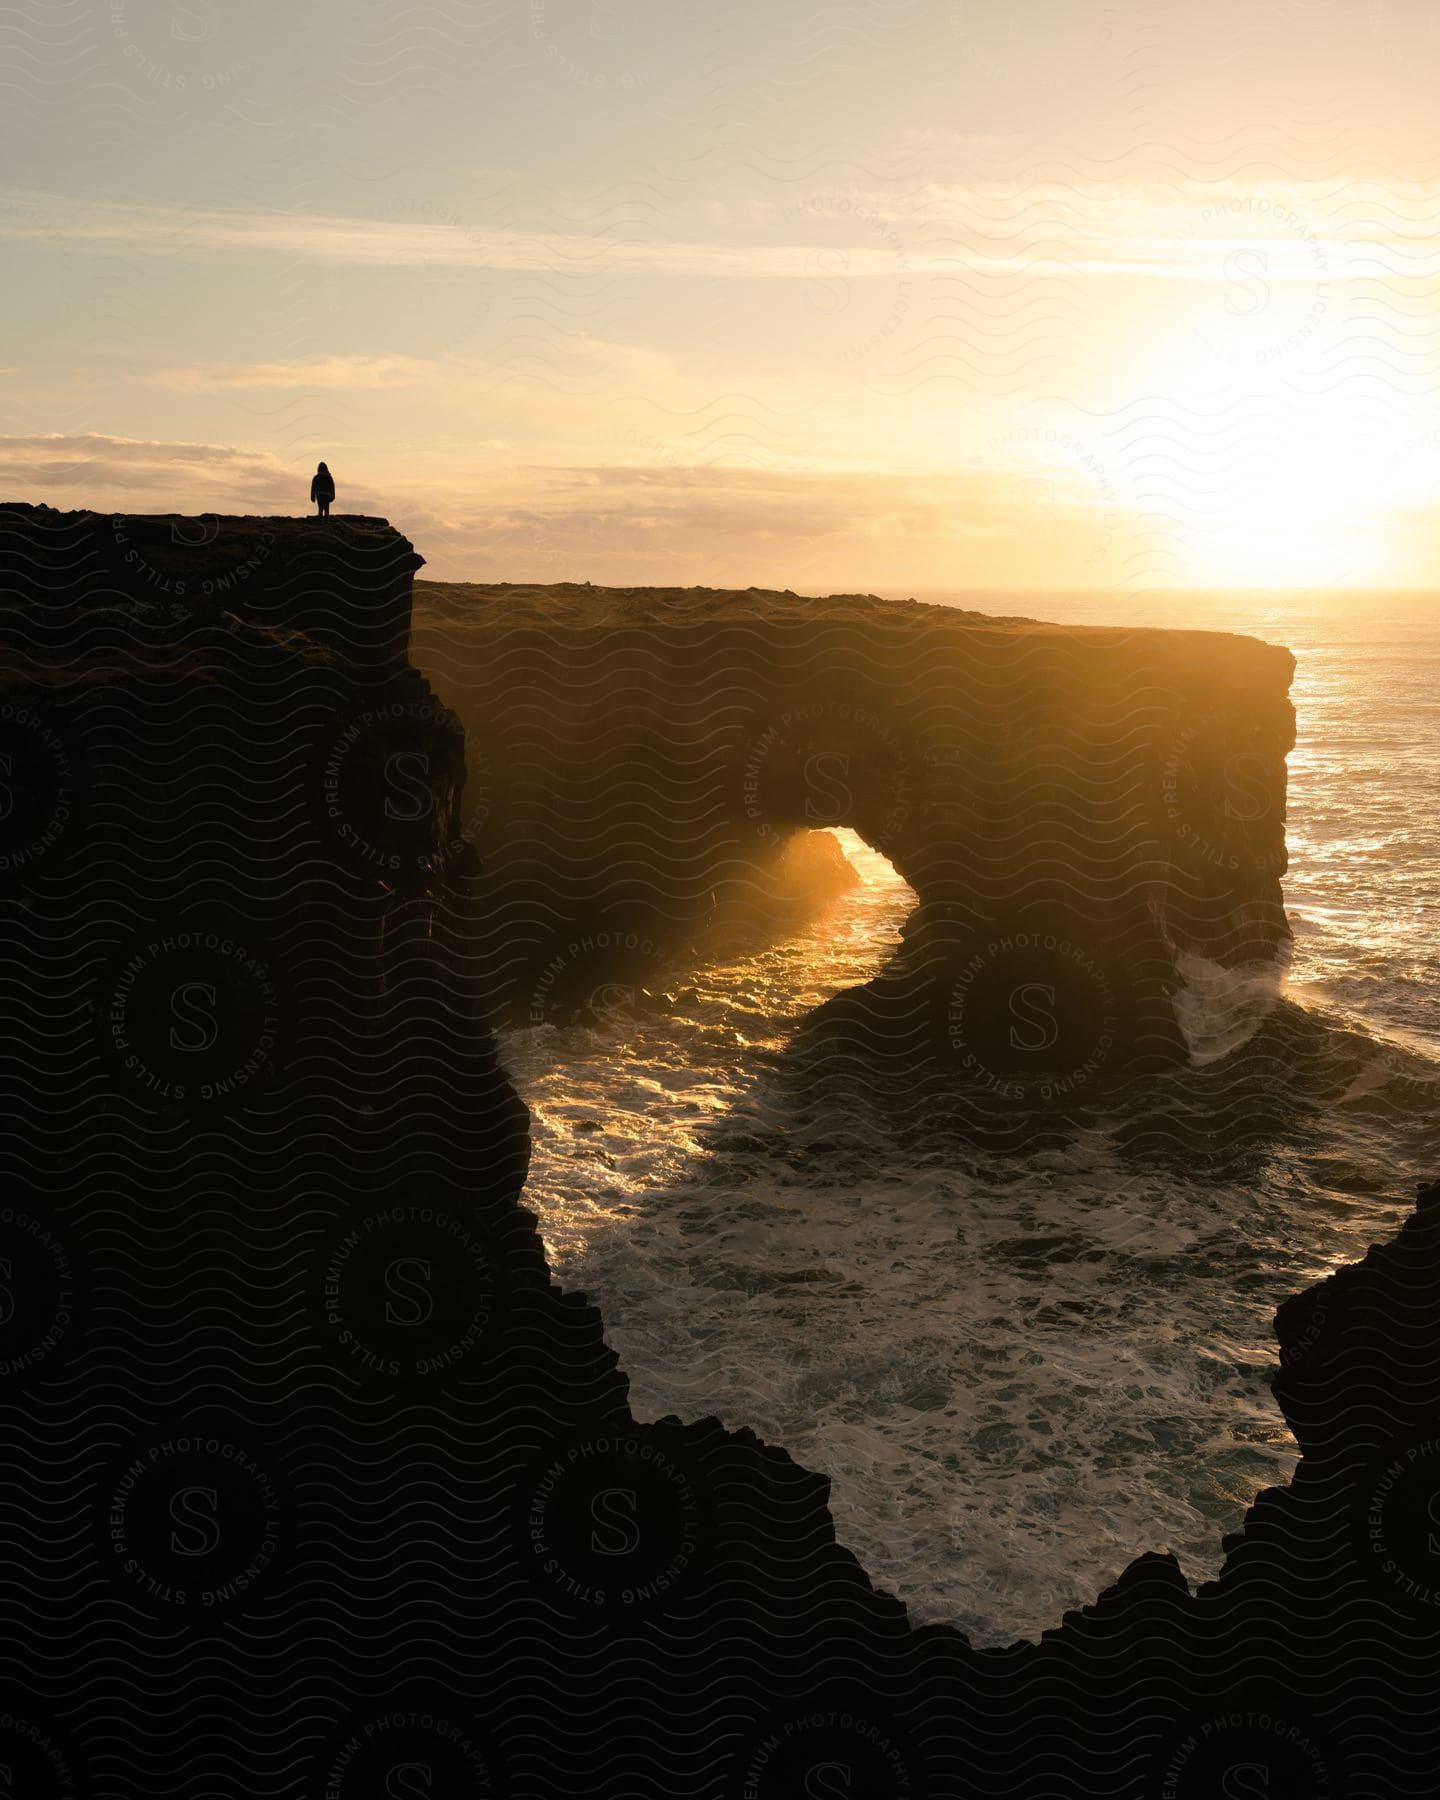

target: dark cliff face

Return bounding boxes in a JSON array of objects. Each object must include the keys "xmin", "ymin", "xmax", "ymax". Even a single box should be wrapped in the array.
[
  {"xmin": 415, "ymin": 580, "xmax": 1294, "ymax": 1069},
  {"xmin": 0, "ymin": 504, "xmax": 420, "ymax": 668},
  {"xmin": 2, "ymin": 509, "xmax": 1435, "ymax": 1798}
]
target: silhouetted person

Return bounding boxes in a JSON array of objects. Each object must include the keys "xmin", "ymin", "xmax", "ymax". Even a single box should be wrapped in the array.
[{"xmin": 311, "ymin": 461, "xmax": 335, "ymax": 519}]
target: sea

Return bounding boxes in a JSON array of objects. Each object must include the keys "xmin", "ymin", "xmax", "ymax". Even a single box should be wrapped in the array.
[{"xmin": 492, "ymin": 589, "xmax": 1440, "ymax": 1647}]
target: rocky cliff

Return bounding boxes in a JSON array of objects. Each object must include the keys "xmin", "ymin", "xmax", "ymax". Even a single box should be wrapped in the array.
[
  {"xmin": 2, "ymin": 507, "xmax": 1435, "ymax": 1798},
  {"xmin": 414, "ymin": 579, "xmax": 1294, "ymax": 1071}
]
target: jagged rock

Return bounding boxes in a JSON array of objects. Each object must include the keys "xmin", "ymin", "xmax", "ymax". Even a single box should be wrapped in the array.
[{"xmin": 0, "ymin": 509, "xmax": 1434, "ymax": 1798}]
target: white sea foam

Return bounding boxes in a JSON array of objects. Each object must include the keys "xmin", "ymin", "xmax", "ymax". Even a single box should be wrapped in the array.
[{"xmin": 497, "ymin": 592, "xmax": 1440, "ymax": 1646}]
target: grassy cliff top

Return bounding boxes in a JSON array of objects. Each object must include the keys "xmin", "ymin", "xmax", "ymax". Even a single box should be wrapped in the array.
[{"xmin": 413, "ymin": 577, "xmax": 1294, "ymax": 670}]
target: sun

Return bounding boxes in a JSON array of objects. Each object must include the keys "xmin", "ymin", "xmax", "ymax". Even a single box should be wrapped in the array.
[
  {"xmin": 1125, "ymin": 337, "xmax": 1413, "ymax": 588},
  {"xmin": 1180, "ymin": 442, "xmax": 1387, "ymax": 588}
]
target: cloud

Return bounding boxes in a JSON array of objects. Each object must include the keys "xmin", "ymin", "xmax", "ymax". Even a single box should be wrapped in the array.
[
  {"xmin": 400, "ymin": 458, "xmax": 1086, "ymax": 587},
  {"xmin": 147, "ymin": 355, "xmax": 439, "ymax": 392},
  {"xmin": 0, "ymin": 186, "xmax": 1370, "ymax": 286},
  {"xmin": 0, "ymin": 432, "xmax": 1130, "ymax": 590},
  {"xmin": 0, "ymin": 432, "xmax": 312, "ymax": 510},
  {"xmin": 0, "ymin": 193, "xmax": 820, "ymax": 276},
  {"xmin": 0, "ymin": 432, "xmax": 277, "ymax": 467}
]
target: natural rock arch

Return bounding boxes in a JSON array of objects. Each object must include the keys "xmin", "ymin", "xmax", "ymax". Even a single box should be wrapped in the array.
[{"xmin": 414, "ymin": 579, "xmax": 1294, "ymax": 1071}]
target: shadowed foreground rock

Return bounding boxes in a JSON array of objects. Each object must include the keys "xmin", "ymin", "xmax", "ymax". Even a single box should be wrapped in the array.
[{"xmin": 1, "ymin": 507, "xmax": 1436, "ymax": 1797}]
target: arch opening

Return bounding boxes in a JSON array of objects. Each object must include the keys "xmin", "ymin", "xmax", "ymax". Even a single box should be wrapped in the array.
[{"xmin": 495, "ymin": 826, "xmax": 918, "ymax": 1257}]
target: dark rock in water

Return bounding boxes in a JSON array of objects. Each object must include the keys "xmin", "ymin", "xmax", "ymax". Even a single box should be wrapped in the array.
[
  {"xmin": 0, "ymin": 508, "xmax": 1435, "ymax": 1797},
  {"xmin": 414, "ymin": 578, "xmax": 1294, "ymax": 1071}
]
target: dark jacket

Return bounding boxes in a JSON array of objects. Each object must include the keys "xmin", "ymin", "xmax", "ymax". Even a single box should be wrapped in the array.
[{"xmin": 311, "ymin": 468, "xmax": 335, "ymax": 501}]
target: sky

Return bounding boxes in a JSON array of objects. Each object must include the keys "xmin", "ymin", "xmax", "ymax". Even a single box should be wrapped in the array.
[{"xmin": 6, "ymin": 0, "xmax": 1440, "ymax": 588}]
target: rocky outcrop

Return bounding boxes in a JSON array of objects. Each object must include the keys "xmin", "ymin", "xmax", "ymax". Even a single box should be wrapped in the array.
[
  {"xmin": 3, "ymin": 509, "xmax": 1434, "ymax": 1798},
  {"xmin": 0, "ymin": 504, "xmax": 420, "ymax": 669},
  {"xmin": 415, "ymin": 580, "xmax": 1294, "ymax": 1069}
]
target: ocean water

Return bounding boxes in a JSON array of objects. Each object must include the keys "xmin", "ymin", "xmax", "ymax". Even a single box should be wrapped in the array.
[{"xmin": 495, "ymin": 589, "xmax": 1440, "ymax": 1647}]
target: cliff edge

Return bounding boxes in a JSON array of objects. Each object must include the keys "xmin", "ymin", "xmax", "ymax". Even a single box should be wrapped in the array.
[{"xmin": 1, "ymin": 510, "xmax": 1435, "ymax": 1798}]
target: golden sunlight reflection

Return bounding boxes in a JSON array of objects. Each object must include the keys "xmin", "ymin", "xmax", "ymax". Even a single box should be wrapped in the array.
[
  {"xmin": 499, "ymin": 827, "xmax": 916, "ymax": 1269},
  {"xmin": 830, "ymin": 825, "xmax": 891, "ymax": 882}
]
